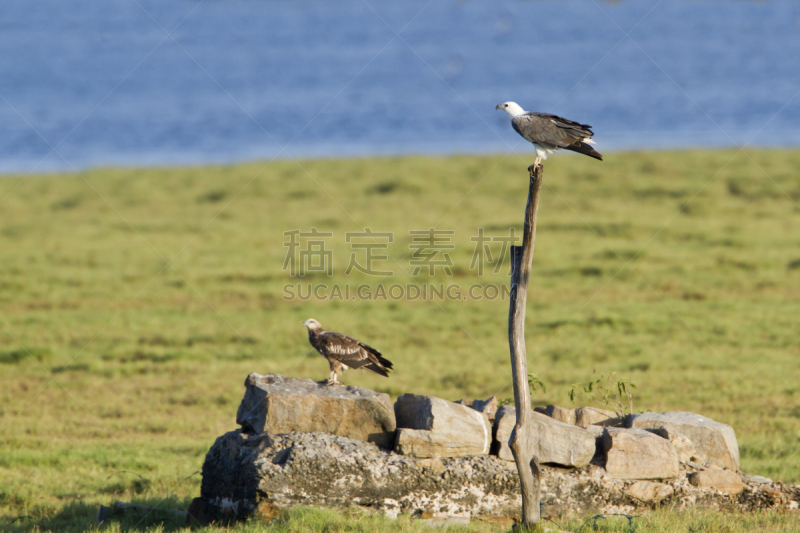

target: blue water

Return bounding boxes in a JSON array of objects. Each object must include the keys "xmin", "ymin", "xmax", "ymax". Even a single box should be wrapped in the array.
[{"xmin": 1, "ymin": 0, "xmax": 799, "ymax": 173}]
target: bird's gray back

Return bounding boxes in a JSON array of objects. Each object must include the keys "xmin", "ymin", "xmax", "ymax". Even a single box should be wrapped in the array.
[{"xmin": 512, "ymin": 112, "xmax": 594, "ymax": 149}]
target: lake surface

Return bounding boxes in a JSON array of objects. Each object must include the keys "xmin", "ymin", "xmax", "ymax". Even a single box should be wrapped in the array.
[{"xmin": 1, "ymin": 0, "xmax": 799, "ymax": 173}]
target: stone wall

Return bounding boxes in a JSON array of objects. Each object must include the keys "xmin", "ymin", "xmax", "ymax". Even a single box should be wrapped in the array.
[{"xmin": 190, "ymin": 373, "xmax": 799, "ymax": 524}]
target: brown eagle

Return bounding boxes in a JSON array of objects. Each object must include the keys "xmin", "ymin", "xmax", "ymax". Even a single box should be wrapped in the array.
[{"xmin": 302, "ymin": 318, "xmax": 393, "ymax": 385}]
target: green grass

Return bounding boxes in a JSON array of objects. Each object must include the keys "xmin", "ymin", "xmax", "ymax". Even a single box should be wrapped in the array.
[
  {"xmin": 5, "ymin": 504, "xmax": 800, "ymax": 533},
  {"xmin": 1, "ymin": 150, "xmax": 799, "ymax": 531}
]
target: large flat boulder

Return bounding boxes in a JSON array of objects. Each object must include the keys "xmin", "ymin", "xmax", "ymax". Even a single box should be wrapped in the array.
[
  {"xmin": 395, "ymin": 428, "xmax": 486, "ymax": 458},
  {"xmin": 629, "ymin": 412, "xmax": 739, "ymax": 470},
  {"xmin": 493, "ymin": 406, "xmax": 595, "ymax": 468},
  {"xmin": 199, "ymin": 431, "xmax": 522, "ymax": 523},
  {"xmin": 602, "ymin": 428, "xmax": 679, "ymax": 480},
  {"xmin": 235, "ymin": 373, "xmax": 396, "ymax": 449},
  {"xmin": 394, "ymin": 394, "xmax": 490, "ymax": 457}
]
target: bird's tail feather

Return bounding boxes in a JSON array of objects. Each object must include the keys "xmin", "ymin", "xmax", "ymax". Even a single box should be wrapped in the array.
[
  {"xmin": 360, "ymin": 344, "xmax": 393, "ymax": 367},
  {"xmin": 566, "ymin": 142, "xmax": 603, "ymax": 161},
  {"xmin": 365, "ymin": 362, "xmax": 390, "ymax": 377},
  {"xmin": 364, "ymin": 353, "xmax": 393, "ymax": 376},
  {"xmin": 375, "ymin": 354, "xmax": 393, "ymax": 370}
]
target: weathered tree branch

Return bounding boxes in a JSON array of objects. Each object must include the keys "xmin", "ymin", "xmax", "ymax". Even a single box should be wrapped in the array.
[{"xmin": 508, "ymin": 163, "xmax": 544, "ymax": 528}]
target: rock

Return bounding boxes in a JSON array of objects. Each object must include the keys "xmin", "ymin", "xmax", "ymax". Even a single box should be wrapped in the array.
[
  {"xmin": 629, "ymin": 412, "xmax": 739, "ymax": 470},
  {"xmin": 624, "ymin": 481, "xmax": 674, "ymax": 503},
  {"xmin": 584, "ymin": 425, "xmax": 606, "ymax": 438},
  {"xmin": 202, "ymin": 430, "xmax": 522, "ymax": 522},
  {"xmin": 235, "ymin": 373, "xmax": 396, "ymax": 449},
  {"xmin": 583, "ymin": 424, "xmax": 606, "ymax": 464},
  {"xmin": 672, "ymin": 435, "xmax": 699, "ymax": 463},
  {"xmin": 493, "ymin": 405, "xmax": 516, "ymax": 461},
  {"xmin": 647, "ymin": 425, "xmax": 699, "ymax": 463},
  {"xmin": 395, "ymin": 428, "xmax": 488, "ymax": 458},
  {"xmin": 742, "ymin": 474, "xmax": 772, "ymax": 485},
  {"xmin": 493, "ymin": 406, "xmax": 595, "ymax": 468},
  {"xmin": 544, "ymin": 405, "xmax": 576, "ymax": 425},
  {"xmin": 456, "ymin": 397, "xmax": 499, "ymax": 422},
  {"xmin": 575, "ymin": 407, "xmax": 622, "ymax": 428},
  {"xmin": 688, "ymin": 470, "xmax": 745, "ymax": 495},
  {"xmin": 528, "ymin": 412, "xmax": 596, "ymax": 468},
  {"xmin": 394, "ymin": 394, "xmax": 490, "ymax": 457},
  {"xmin": 602, "ymin": 428, "xmax": 679, "ymax": 480}
]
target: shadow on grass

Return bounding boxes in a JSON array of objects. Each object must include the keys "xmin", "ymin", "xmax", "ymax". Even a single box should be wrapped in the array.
[
  {"xmin": 5, "ymin": 502, "xmax": 517, "ymax": 532},
  {"xmin": 4, "ymin": 497, "xmax": 193, "ymax": 533}
]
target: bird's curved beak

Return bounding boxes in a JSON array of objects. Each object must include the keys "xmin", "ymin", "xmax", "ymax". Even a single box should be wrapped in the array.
[
  {"xmin": 302, "ymin": 319, "xmax": 311, "ymax": 327},
  {"xmin": 495, "ymin": 104, "xmax": 503, "ymax": 110}
]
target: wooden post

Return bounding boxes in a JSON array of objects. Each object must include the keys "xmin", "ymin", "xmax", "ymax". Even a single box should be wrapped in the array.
[{"xmin": 508, "ymin": 163, "xmax": 544, "ymax": 529}]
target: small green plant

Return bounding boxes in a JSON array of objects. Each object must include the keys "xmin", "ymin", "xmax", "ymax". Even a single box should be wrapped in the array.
[
  {"xmin": 569, "ymin": 371, "xmax": 637, "ymax": 422},
  {"xmin": 528, "ymin": 373, "xmax": 546, "ymax": 394},
  {"xmin": 501, "ymin": 373, "xmax": 546, "ymax": 405}
]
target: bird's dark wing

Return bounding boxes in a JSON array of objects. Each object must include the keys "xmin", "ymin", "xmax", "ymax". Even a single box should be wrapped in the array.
[
  {"xmin": 512, "ymin": 112, "xmax": 595, "ymax": 150},
  {"xmin": 320, "ymin": 332, "xmax": 393, "ymax": 375},
  {"xmin": 317, "ymin": 332, "xmax": 393, "ymax": 377},
  {"xmin": 317, "ymin": 332, "xmax": 371, "ymax": 367},
  {"xmin": 357, "ymin": 341, "xmax": 381, "ymax": 357}
]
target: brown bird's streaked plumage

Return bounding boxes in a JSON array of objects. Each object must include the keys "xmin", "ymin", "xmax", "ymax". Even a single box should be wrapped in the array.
[{"xmin": 302, "ymin": 318, "xmax": 393, "ymax": 385}]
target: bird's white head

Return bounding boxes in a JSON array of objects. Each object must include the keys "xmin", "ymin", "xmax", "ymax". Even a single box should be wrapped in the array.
[
  {"xmin": 496, "ymin": 101, "xmax": 525, "ymax": 117},
  {"xmin": 302, "ymin": 318, "xmax": 322, "ymax": 331}
]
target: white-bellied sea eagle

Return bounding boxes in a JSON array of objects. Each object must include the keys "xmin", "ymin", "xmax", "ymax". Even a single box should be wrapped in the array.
[{"xmin": 497, "ymin": 101, "xmax": 602, "ymax": 167}]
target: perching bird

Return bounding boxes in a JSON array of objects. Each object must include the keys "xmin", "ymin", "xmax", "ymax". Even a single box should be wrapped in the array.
[
  {"xmin": 496, "ymin": 101, "xmax": 602, "ymax": 168},
  {"xmin": 302, "ymin": 319, "xmax": 393, "ymax": 385}
]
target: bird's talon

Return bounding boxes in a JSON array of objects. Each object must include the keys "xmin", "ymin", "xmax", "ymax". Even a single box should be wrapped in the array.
[{"xmin": 528, "ymin": 162, "xmax": 542, "ymax": 175}]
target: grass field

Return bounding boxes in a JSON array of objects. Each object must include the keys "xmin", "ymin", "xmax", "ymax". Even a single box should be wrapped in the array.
[{"xmin": 1, "ymin": 150, "xmax": 799, "ymax": 532}]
